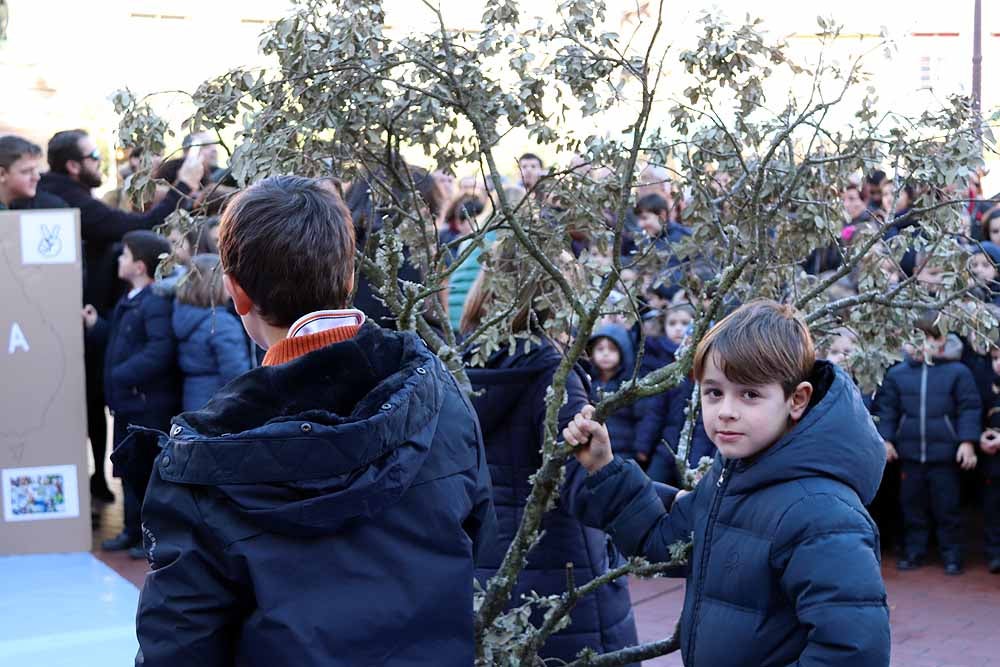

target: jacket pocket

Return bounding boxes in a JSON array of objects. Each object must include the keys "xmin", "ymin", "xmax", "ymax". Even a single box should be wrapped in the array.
[{"xmin": 943, "ymin": 415, "xmax": 958, "ymax": 439}]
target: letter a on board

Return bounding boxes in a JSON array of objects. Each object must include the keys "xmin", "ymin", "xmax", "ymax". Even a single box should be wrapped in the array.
[{"xmin": 8, "ymin": 322, "xmax": 29, "ymax": 354}]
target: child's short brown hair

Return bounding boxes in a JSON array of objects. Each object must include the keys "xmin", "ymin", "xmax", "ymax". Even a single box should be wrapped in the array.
[
  {"xmin": 693, "ymin": 300, "xmax": 815, "ymax": 397},
  {"xmin": 218, "ymin": 176, "xmax": 356, "ymax": 327}
]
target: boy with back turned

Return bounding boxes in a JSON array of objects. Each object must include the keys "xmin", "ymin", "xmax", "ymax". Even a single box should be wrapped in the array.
[
  {"xmin": 115, "ymin": 176, "xmax": 494, "ymax": 666},
  {"xmin": 563, "ymin": 300, "xmax": 890, "ymax": 666}
]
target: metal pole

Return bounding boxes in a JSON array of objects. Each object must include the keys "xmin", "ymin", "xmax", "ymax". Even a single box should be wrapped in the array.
[{"xmin": 973, "ymin": 0, "xmax": 983, "ymax": 151}]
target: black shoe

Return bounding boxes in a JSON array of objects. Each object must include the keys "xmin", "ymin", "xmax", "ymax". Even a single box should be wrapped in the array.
[
  {"xmin": 944, "ymin": 561, "xmax": 964, "ymax": 576},
  {"xmin": 127, "ymin": 545, "xmax": 147, "ymax": 561},
  {"xmin": 896, "ymin": 554, "xmax": 924, "ymax": 571},
  {"xmin": 101, "ymin": 532, "xmax": 138, "ymax": 552},
  {"xmin": 90, "ymin": 475, "xmax": 115, "ymax": 503},
  {"xmin": 988, "ymin": 558, "xmax": 1000, "ymax": 574}
]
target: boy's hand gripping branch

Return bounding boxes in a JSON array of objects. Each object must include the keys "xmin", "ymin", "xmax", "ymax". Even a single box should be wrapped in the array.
[{"xmin": 563, "ymin": 405, "xmax": 614, "ymax": 474}]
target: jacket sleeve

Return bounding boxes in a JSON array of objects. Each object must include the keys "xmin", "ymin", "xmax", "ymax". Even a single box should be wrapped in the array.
[
  {"xmin": 451, "ymin": 372, "xmax": 496, "ymax": 564},
  {"xmin": 954, "ymin": 367, "xmax": 983, "ymax": 443},
  {"xmin": 874, "ymin": 373, "xmax": 900, "ymax": 442},
  {"xmin": 773, "ymin": 494, "xmax": 890, "ymax": 667},
  {"xmin": 86, "ymin": 317, "xmax": 110, "ymax": 351},
  {"xmin": 80, "ymin": 183, "xmax": 192, "ymax": 244},
  {"xmin": 574, "ymin": 456, "xmax": 693, "ymax": 574},
  {"xmin": 136, "ymin": 470, "xmax": 242, "ymax": 665},
  {"xmin": 555, "ymin": 365, "xmax": 601, "ymax": 518},
  {"xmin": 209, "ymin": 313, "xmax": 253, "ymax": 386},
  {"xmin": 111, "ymin": 297, "xmax": 176, "ymax": 388}
]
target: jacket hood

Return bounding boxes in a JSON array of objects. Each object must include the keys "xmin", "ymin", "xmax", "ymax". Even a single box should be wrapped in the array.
[
  {"xmin": 171, "ymin": 301, "xmax": 213, "ymax": 340},
  {"xmin": 588, "ymin": 324, "xmax": 635, "ymax": 381},
  {"xmin": 726, "ymin": 361, "xmax": 885, "ymax": 504},
  {"xmin": 156, "ymin": 323, "xmax": 447, "ymax": 537},
  {"xmin": 465, "ymin": 341, "xmax": 562, "ymax": 436},
  {"xmin": 152, "ymin": 265, "xmax": 187, "ymax": 298}
]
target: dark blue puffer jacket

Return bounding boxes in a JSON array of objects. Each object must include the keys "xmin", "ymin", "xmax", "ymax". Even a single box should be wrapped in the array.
[
  {"xmin": 468, "ymin": 340, "xmax": 638, "ymax": 664},
  {"xmin": 632, "ymin": 335, "xmax": 677, "ymax": 458},
  {"xmin": 577, "ymin": 362, "xmax": 890, "ymax": 667},
  {"xmin": 94, "ymin": 286, "xmax": 178, "ymax": 419},
  {"xmin": 172, "ymin": 302, "xmax": 252, "ymax": 412},
  {"xmin": 589, "ymin": 325, "xmax": 643, "ymax": 459},
  {"xmin": 113, "ymin": 323, "xmax": 495, "ymax": 666},
  {"xmin": 876, "ymin": 335, "xmax": 982, "ymax": 463}
]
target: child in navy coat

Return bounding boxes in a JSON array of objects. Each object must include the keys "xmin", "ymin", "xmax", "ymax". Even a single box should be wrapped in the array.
[
  {"xmin": 172, "ymin": 254, "xmax": 251, "ymax": 411},
  {"xmin": 564, "ymin": 300, "xmax": 889, "ymax": 667},
  {"xmin": 83, "ymin": 230, "xmax": 178, "ymax": 557},
  {"xmin": 876, "ymin": 321, "xmax": 981, "ymax": 574},
  {"xmin": 588, "ymin": 324, "xmax": 644, "ymax": 462}
]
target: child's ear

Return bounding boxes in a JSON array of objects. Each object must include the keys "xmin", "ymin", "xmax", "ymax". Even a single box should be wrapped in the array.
[
  {"xmin": 788, "ymin": 381, "xmax": 813, "ymax": 421},
  {"xmin": 223, "ymin": 274, "xmax": 254, "ymax": 316}
]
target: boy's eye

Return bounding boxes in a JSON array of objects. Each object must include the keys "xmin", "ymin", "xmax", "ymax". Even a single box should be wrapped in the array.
[
  {"xmin": 742, "ymin": 390, "xmax": 760, "ymax": 400},
  {"xmin": 703, "ymin": 388, "xmax": 722, "ymax": 398}
]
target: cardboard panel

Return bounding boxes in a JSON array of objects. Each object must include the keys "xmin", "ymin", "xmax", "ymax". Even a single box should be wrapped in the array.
[{"xmin": 0, "ymin": 209, "xmax": 90, "ymax": 554}]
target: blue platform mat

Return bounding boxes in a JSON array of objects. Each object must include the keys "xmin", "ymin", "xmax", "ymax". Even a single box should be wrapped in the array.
[{"xmin": 0, "ymin": 552, "xmax": 139, "ymax": 665}]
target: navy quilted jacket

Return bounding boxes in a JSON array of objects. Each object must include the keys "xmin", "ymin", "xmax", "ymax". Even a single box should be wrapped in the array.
[
  {"xmin": 114, "ymin": 324, "xmax": 495, "ymax": 666},
  {"xmin": 467, "ymin": 340, "xmax": 638, "ymax": 664},
  {"xmin": 94, "ymin": 286, "xmax": 178, "ymax": 418},
  {"xmin": 876, "ymin": 335, "xmax": 982, "ymax": 463},
  {"xmin": 577, "ymin": 362, "xmax": 890, "ymax": 667}
]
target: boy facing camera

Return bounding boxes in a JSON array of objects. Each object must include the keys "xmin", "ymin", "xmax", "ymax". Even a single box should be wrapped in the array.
[
  {"xmin": 115, "ymin": 176, "xmax": 494, "ymax": 666},
  {"xmin": 563, "ymin": 300, "xmax": 890, "ymax": 667}
]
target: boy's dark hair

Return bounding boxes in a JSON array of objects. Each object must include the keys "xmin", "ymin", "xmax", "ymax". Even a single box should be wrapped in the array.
[
  {"xmin": 518, "ymin": 152, "xmax": 543, "ymax": 168},
  {"xmin": 914, "ymin": 309, "xmax": 942, "ymax": 338},
  {"xmin": 866, "ymin": 169, "xmax": 886, "ymax": 187},
  {"xmin": 667, "ymin": 302, "xmax": 696, "ymax": 318},
  {"xmin": 0, "ymin": 135, "xmax": 42, "ymax": 170},
  {"xmin": 122, "ymin": 230, "xmax": 172, "ymax": 280},
  {"xmin": 218, "ymin": 175, "xmax": 356, "ymax": 327},
  {"xmin": 693, "ymin": 299, "xmax": 815, "ymax": 397},
  {"xmin": 445, "ymin": 194, "xmax": 485, "ymax": 232},
  {"xmin": 634, "ymin": 193, "xmax": 670, "ymax": 218},
  {"xmin": 47, "ymin": 129, "xmax": 89, "ymax": 174}
]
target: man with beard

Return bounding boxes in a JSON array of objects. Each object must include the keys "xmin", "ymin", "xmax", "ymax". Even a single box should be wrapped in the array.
[{"xmin": 35, "ymin": 129, "xmax": 202, "ymax": 505}]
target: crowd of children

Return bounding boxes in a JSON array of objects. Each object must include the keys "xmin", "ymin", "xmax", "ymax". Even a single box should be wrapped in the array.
[
  {"xmin": 55, "ymin": 146, "xmax": 1000, "ymax": 666},
  {"xmin": 82, "ymin": 222, "xmax": 251, "ymax": 558}
]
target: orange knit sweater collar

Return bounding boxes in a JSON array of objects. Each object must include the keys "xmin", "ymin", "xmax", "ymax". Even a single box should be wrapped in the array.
[{"xmin": 262, "ymin": 309, "xmax": 366, "ymax": 367}]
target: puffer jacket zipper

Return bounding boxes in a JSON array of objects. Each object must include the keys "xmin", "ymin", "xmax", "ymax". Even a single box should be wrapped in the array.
[
  {"xmin": 920, "ymin": 363, "xmax": 928, "ymax": 463},
  {"xmin": 684, "ymin": 458, "xmax": 735, "ymax": 665}
]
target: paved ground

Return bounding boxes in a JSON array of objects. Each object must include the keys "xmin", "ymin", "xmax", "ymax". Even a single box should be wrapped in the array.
[{"xmin": 92, "ymin": 480, "xmax": 1000, "ymax": 666}]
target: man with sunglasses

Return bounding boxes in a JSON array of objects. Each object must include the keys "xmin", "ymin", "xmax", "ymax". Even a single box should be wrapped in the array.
[{"xmin": 31, "ymin": 129, "xmax": 203, "ymax": 515}]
